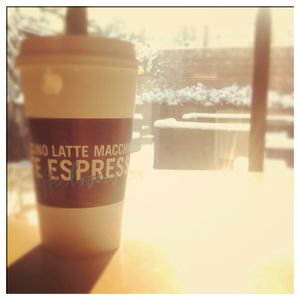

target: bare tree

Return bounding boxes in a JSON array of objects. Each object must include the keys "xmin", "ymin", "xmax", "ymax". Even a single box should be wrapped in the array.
[
  {"xmin": 102, "ymin": 20, "xmax": 157, "ymax": 75},
  {"xmin": 174, "ymin": 26, "xmax": 197, "ymax": 47}
]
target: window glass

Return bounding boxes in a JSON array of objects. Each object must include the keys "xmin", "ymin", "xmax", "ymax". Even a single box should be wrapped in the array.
[{"xmin": 7, "ymin": 7, "xmax": 293, "ymax": 171}]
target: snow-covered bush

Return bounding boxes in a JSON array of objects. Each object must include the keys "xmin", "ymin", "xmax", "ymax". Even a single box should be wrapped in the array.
[
  {"xmin": 136, "ymin": 83, "xmax": 293, "ymax": 110},
  {"xmin": 268, "ymin": 91, "xmax": 293, "ymax": 109}
]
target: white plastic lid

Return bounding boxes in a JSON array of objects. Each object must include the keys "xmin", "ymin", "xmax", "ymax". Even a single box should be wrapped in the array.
[{"xmin": 17, "ymin": 35, "xmax": 137, "ymax": 66}]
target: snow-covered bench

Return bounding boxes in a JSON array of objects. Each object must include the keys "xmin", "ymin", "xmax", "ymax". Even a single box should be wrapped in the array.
[
  {"xmin": 154, "ymin": 118, "xmax": 293, "ymax": 170},
  {"xmin": 153, "ymin": 118, "xmax": 249, "ymax": 169},
  {"xmin": 182, "ymin": 112, "xmax": 293, "ymax": 137}
]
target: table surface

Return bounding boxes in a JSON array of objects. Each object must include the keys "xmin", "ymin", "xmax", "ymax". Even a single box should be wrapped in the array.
[{"xmin": 7, "ymin": 166, "xmax": 293, "ymax": 293}]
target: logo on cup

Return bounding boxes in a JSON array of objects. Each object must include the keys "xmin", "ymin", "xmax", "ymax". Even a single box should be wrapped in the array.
[{"xmin": 42, "ymin": 68, "xmax": 63, "ymax": 96}]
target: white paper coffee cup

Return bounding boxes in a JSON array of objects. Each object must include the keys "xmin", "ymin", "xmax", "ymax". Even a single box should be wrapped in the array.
[{"xmin": 17, "ymin": 36, "xmax": 138, "ymax": 257}]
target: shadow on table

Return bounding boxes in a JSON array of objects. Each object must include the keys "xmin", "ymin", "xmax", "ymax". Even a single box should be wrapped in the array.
[{"xmin": 7, "ymin": 245, "xmax": 115, "ymax": 293}]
